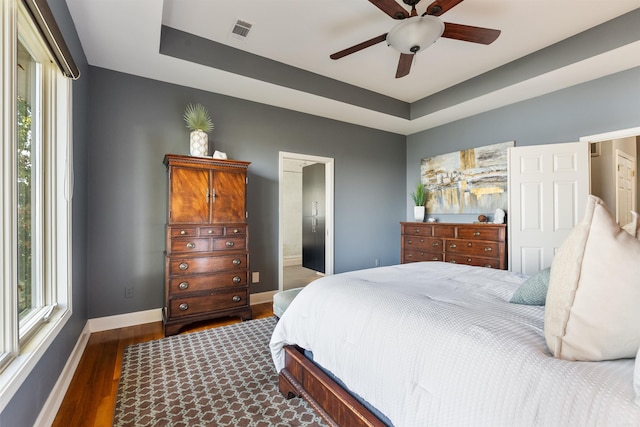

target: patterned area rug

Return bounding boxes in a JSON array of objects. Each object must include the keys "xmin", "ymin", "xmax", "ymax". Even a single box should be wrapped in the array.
[{"xmin": 113, "ymin": 316, "xmax": 327, "ymax": 426}]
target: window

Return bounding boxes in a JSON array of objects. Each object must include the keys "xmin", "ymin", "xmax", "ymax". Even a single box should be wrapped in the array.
[{"xmin": 0, "ymin": 0, "xmax": 73, "ymax": 411}]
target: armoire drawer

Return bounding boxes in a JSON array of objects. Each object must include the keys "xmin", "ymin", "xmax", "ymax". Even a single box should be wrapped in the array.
[
  {"xmin": 168, "ymin": 289, "xmax": 249, "ymax": 318},
  {"xmin": 167, "ymin": 254, "xmax": 248, "ymax": 275},
  {"xmin": 169, "ymin": 237, "xmax": 211, "ymax": 253},
  {"xmin": 168, "ymin": 271, "xmax": 248, "ymax": 295},
  {"xmin": 212, "ymin": 236, "xmax": 246, "ymax": 251}
]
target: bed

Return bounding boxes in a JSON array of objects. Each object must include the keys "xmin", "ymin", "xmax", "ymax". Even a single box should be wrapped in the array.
[{"xmin": 270, "ymin": 258, "xmax": 640, "ymax": 426}]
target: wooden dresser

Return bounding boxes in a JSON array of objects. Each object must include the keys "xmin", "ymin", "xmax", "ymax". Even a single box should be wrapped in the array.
[
  {"xmin": 401, "ymin": 222, "xmax": 507, "ymax": 269},
  {"xmin": 163, "ymin": 154, "xmax": 252, "ymax": 336}
]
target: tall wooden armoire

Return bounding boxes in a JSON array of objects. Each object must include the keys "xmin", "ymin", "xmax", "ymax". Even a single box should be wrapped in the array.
[{"xmin": 163, "ymin": 154, "xmax": 251, "ymax": 336}]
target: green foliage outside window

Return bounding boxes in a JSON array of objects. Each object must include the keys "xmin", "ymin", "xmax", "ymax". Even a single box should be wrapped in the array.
[{"xmin": 17, "ymin": 95, "xmax": 32, "ymax": 318}]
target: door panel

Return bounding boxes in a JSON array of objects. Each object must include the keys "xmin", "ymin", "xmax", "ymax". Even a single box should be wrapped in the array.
[
  {"xmin": 170, "ymin": 167, "xmax": 210, "ymax": 223},
  {"xmin": 508, "ymin": 142, "xmax": 589, "ymax": 274},
  {"xmin": 212, "ymin": 171, "xmax": 246, "ymax": 223},
  {"xmin": 302, "ymin": 163, "xmax": 326, "ymax": 273}
]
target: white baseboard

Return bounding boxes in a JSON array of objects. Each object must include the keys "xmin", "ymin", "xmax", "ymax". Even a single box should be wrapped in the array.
[
  {"xmin": 250, "ymin": 290, "xmax": 278, "ymax": 305},
  {"xmin": 34, "ymin": 322, "xmax": 91, "ymax": 427},
  {"xmin": 87, "ymin": 308, "xmax": 163, "ymax": 333},
  {"xmin": 283, "ymin": 255, "xmax": 302, "ymax": 267}
]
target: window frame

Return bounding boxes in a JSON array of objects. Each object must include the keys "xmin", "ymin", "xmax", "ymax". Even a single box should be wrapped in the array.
[{"xmin": 0, "ymin": 0, "xmax": 73, "ymax": 412}]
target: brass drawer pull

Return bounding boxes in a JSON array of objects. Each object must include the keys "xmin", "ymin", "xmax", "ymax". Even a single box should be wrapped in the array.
[
  {"xmin": 226, "ymin": 241, "xmax": 235, "ymax": 247},
  {"xmin": 414, "ymin": 228, "xmax": 420, "ymax": 233},
  {"xmin": 232, "ymin": 295, "xmax": 241, "ymax": 303},
  {"xmin": 180, "ymin": 230, "xmax": 187, "ymax": 235},
  {"xmin": 484, "ymin": 264, "xmax": 493, "ymax": 268},
  {"xmin": 232, "ymin": 258, "xmax": 241, "ymax": 266},
  {"xmin": 484, "ymin": 247, "xmax": 492, "ymax": 252},
  {"xmin": 449, "ymin": 243, "xmax": 457, "ymax": 248},
  {"xmin": 467, "ymin": 258, "xmax": 472, "ymax": 262},
  {"xmin": 467, "ymin": 242, "xmax": 472, "ymax": 247},
  {"xmin": 233, "ymin": 276, "xmax": 241, "ymax": 284},
  {"xmin": 186, "ymin": 242, "xmax": 196, "ymax": 249},
  {"xmin": 432, "ymin": 241, "xmax": 439, "ymax": 247},
  {"xmin": 232, "ymin": 229, "xmax": 240, "ymax": 234},
  {"xmin": 179, "ymin": 303, "xmax": 189, "ymax": 311},
  {"xmin": 406, "ymin": 254, "xmax": 412, "ymax": 258},
  {"xmin": 474, "ymin": 231, "xmax": 480, "ymax": 236},
  {"xmin": 178, "ymin": 281, "xmax": 189, "ymax": 290},
  {"xmin": 179, "ymin": 262, "xmax": 189, "ymax": 271},
  {"xmin": 449, "ymin": 260, "xmax": 457, "ymax": 263},
  {"xmin": 207, "ymin": 229, "xmax": 213, "ymax": 234}
]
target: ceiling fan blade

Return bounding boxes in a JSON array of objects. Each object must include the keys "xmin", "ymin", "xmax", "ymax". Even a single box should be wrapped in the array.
[
  {"xmin": 396, "ymin": 53, "xmax": 413, "ymax": 78},
  {"xmin": 424, "ymin": 0, "xmax": 464, "ymax": 16},
  {"xmin": 330, "ymin": 33, "xmax": 388, "ymax": 60},
  {"xmin": 442, "ymin": 22, "xmax": 500, "ymax": 44},
  {"xmin": 369, "ymin": 0, "xmax": 409, "ymax": 19}
]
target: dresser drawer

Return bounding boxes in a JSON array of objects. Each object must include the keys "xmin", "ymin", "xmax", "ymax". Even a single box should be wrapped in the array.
[
  {"xmin": 402, "ymin": 224, "xmax": 432, "ymax": 237},
  {"xmin": 169, "ymin": 271, "xmax": 248, "ymax": 295},
  {"xmin": 445, "ymin": 240, "xmax": 500, "ymax": 257},
  {"xmin": 199, "ymin": 226, "xmax": 225, "ymax": 236},
  {"xmin": 168, "ymin": 254, "xmax": 248, "ymax": 275},
  {"xmin": 445, "ymin": 254, "xmax": 501, "ymax": 269},
  {"xmin": 433, "ymin": 225, "xmax": 455, "ymax": 238},
  {"xmin": 225, "ymin": 225, "xmax": 247, "ymax": 236},
  {"xmin": 169, "ymin": 237, "xmax": 211, "ymax": 253},
  {"xmin": 457, "ymin": 226, "xmax": 503, "ymax": 241},
  {"xmin": 170, "ymin": 226, "xmax": 199, "ymax": 237},
  {"xmin": 168, "ymin": 289, "xmax": 249, "ymax": 318},
  {"xmin": 403, "ymin": 249, "xmax": 443, "ymax": 262},
  {"xmin": 212, "ymin": 236, "xmax": 246, "ymax": 251},
  {"xmin": 403, "ymin": 236, "xmax": 443, "ymax": 251}
]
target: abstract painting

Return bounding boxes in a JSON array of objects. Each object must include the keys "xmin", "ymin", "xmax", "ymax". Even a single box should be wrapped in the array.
[{"xmin": 420, "ymin": 141, "xmax": 514, "ymax": 214}]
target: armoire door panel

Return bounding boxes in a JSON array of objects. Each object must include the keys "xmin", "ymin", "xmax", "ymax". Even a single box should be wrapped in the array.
[
  {"xmin": 212, "ymin": 171, "xmax": 247, "ymax": 223},
  {"xmin": 170, "ymin": 167, "xmax": 210, "ymax": 223}
]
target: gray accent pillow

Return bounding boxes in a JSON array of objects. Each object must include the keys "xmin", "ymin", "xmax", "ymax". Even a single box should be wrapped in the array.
[{"xmin": 510, "ymin": 267, "xmax": 551, "ymax": 305}]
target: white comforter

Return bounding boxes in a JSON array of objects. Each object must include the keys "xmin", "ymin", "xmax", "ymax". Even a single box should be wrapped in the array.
[{"xmin": 270, "ymin": 262, "xmax": 640, "ymax": 427}]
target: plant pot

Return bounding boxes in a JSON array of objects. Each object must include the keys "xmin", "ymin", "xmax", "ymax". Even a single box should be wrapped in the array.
[
  {"xmin": 414, "ymin": 206, "xmax": 425, "ymax": 222},
  {"xmin": 189, "ymin": 130, "xmax": 208, "ymax": 157}
]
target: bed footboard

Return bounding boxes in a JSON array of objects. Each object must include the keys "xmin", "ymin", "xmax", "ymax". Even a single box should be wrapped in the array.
[{"xmin": 279, "ymin": 345, "xmax": 387, "ymax": 427}]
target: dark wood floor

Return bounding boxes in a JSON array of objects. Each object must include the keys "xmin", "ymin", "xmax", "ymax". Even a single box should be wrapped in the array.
[{"xmin": 51, "ymin": 302, "xmax": 274, "ymax": 427}]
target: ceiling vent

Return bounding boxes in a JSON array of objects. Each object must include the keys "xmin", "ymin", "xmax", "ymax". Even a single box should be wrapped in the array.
[{"xmin": 231, "ymin": 20, "xmax": 252, "ymax": 39}]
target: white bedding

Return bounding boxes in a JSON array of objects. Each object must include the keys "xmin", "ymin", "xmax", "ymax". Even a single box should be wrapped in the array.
[{"xmin": 270, "ymin": 262, "xmax": 640, "ymax": 426}]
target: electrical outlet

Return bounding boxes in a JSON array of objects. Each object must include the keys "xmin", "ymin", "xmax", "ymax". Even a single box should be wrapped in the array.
[
  {"xmin": 125, "ymin": 286, "xmax": 134, "ymax": 298},
  {"xmin": 252, "ymin": 272, "xmax": 260, "ymax": 283}
]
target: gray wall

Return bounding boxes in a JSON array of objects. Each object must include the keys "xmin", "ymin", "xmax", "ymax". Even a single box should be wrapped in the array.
[
  {"xmin": 0, "ymin": 0, "xmax": 89, "ymax": 425},
  {"xmin": 85, "ymin": 67, "xmax": 407, "ymax": 318},
  {"xmin": 406, "ymin": 66, "xmax": 640, "ymax": 223}
]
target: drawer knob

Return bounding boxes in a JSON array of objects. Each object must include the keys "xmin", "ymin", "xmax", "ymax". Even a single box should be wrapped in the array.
[
  {"xmin": 474, "ymin": 231, "xmax": 480, "ymax": 236},
  {"xmin": 450, "ymin": 243, "xmax": 457, "ymax": 248},
  {"xmin": 232, "ymin": 295, "xmax": 241, "ymax": 303},
  {"xmin": 467, "ymin": 258, "xmax": 472, "ymax": 262},
  {"xmin": 226, "ymin": 241, "xmax": 235, "ymax": 247},
  {"xmin": 186, "ymin": 242, "xmax": 196, "ymax": 249},
  {"xmin": 180, "ymin": 230, "xmax": 187, "ymax": 235},
  {"xmin": 432, "ymin": 257, "xmax": 439, "ymax": 261},
  {"xmin": 449, "ymin": 260, "xmax": 457, "ymax": 264},
  {"xmin": 414, "ymin": 228, "xmax": 420, "ymax": 233},
  {"xmin": 233, "ymin": 229, "xmax": 239, "ymax": 234},
  {"xmin": 179, "ymin": 303, "xmax": 189, "ymax": 311},
  {"xmin": 233, "ymin": 276, "xmax": 241, "ymax": 284},
  {"xmin": 179, "ymin": 262, "xmax": 189, "ymax": 271},
  {"xmin": 467, "ymin": 242, "xmax": 472, "ymax": 247},
  {"xmin": 208, "ymin": 229, "xmax": 213, "ymax": 234},
  {"xmin": 178, "ymin": 281, "xmax": 189, "ymax": 290},
  {"xmin": 484, "ymin": 264, "xmax": 493, "ymax": 268},
  {"xmin": 407, "ymin": 239, "xmax": 413, "ymax": 244},
  {"xmin": 406, "ymin": 254, "xmax": 412, "ymax": 258},
  {"xmin": 432, "ymin": 241, "xmax": 439, "ymax": 247},
  {"xmin": 232, "ymin": 258, "xmax": 241, "ymax": 266},
  {"xmin": 484, "ymin": 247, "xmax": 492, "ymax": 252}
]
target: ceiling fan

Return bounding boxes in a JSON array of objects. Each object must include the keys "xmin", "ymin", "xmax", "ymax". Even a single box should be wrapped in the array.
[{"xmin": 330, "ymin": 0, "xmax": 501, "ymax": 78}]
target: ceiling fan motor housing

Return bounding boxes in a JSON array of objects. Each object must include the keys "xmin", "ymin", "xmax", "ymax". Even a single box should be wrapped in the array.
[{"xmin": 387, "ymin": 15, "xmax": 445, "ymax": 54}]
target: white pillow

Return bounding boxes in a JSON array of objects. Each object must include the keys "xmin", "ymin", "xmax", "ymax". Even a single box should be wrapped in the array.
[{"xmin": 544, "ymin": 195, "xmax": 640, "ymax": 361}]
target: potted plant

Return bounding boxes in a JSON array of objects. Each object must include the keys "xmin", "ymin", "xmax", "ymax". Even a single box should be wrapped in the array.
[
  {"xmin": 410, "ymin": 181, "xmax": 427, "ymax": 221},
  {"xmin": 183, "ymin": 103, "xmax": 214, "ymax": 157}
]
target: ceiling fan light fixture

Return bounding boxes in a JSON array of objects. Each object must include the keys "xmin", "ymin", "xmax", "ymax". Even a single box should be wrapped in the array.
[{"xmin": 386, "ymin": 15, "xmax": 444, "ymax": 54}]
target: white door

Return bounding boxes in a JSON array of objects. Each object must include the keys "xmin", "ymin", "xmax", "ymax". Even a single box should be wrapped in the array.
[
  {"xmin": 508, "ymin": 142, "xmax": 590, "ymax": 275},
  {"xmin": 616, "ymin": 150, "xmax": 636, "ymax": 225}
]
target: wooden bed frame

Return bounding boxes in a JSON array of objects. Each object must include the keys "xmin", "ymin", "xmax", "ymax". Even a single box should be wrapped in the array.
[{"xmin": 278, "ymin": 345, "xmax": 387, "ymax": 427}]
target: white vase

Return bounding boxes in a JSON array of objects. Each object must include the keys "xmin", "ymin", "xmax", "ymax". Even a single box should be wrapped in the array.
[
  {"xmin": 189, "ymin": 130, "xmax": 208, "ymax": 157},
  {"xmin": 414, "ymin": 206, "xmax": 425, "ymax": 222}
]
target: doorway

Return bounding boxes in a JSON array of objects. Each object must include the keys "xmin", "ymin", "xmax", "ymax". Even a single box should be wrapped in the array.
[{"xmin": 278, "ymin": 152, "xmax": 334, "ymax": 292}]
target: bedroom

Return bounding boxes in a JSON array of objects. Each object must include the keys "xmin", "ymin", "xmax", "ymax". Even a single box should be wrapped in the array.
[{"xmin": 1, "ymin": 0, "xmax": 640, "ymax": 425}]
